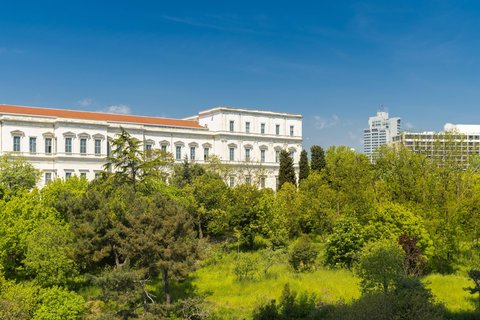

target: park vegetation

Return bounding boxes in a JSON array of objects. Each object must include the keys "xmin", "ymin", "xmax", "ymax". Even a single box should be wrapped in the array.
[{"xmin": 1, "ymin": 129, "xmax": 480, "ymax": 319}]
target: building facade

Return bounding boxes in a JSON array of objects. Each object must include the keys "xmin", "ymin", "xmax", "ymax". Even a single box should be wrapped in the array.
[
  {"xmin": 0, "ymin": 104, "xmax": 302, "ymax": 189},
  {"xmin": 363, "ymin": 111, "xmax": 401, "ymax": 162},
  {"xmin": 391, "ymin": 123, "xmax": 480, "ymax": 165}
]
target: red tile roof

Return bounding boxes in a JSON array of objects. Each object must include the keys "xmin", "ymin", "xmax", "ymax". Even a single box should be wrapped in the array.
[{"xmin": 0, "ymin": 104, "xmax": 204, "ymax": 129}]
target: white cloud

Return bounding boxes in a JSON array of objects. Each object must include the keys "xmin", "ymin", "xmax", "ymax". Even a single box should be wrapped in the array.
[
  {"xmin": 105, "ymin": 104, "xmax": 131, "ymax": 115},
  {"xmin": 314, "ymin": 114, "xmax": 339, "ymax": 130},
  {"xmin": 78, "ymin": 98, "xmax": 94, "ymax": 107}
]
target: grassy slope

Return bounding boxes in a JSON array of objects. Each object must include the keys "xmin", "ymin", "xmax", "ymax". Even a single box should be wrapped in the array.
[
  {"xmin": 424, "ymin": 273, "xmax": 476, "ymax": 312},
  {"xmin": 190, "ymin": 251, "xmax": 478, "ymax": 319},
  {"xmin": 191, "ymin": 251, "xmax": 360, "ymax": 319}
]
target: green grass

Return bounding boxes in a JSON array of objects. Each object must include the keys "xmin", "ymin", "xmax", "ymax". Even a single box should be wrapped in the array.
[
  {"xmin": 191, "ymin": 250, "xmax": 361, "ymax": 319},
  {"xmin": 189, "ymin": 248, "xmax": 480, "ymax": 319},
  {"xmin": 424, "ymin": 273, "xmax": 477, "ymax": 312}
]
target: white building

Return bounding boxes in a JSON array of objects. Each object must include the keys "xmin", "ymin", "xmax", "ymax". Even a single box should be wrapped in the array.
[
  {"xmin": 0, "ymin": 104, "xmax": 302, "ymax": 189},
  {"xmin": 392, "ymin": 123, "xmax": 480, "ymax": 165},
  {"xmin": 363, "ymin": 111, "xmax": 401, "ymax": 162}
]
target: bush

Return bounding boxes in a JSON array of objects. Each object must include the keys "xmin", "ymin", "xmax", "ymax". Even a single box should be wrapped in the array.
[
  {"xmin": 325, "ymin": 217, "xmax": 364, "ymax": 269},
  {"xmin": 33, "ymin": 286, "xmax": 86, "ymax": 320},
  {"xmin": 288, "ymin": 237, "xmax": 318, "ymax": 272},
  {"xmin": 356, "ymin": 239, "xmax": 405, "ymax": 294},
  {"xmin": 233, "ymin": 253, "xmax": 259, "ymax": 281},
  {"xmin": 393, "ymin": 277, "xmax": 445, "ymax": 319},
  {"xmin": 252, "ymin": 284, "xmax": 323, "ymax": 320}
]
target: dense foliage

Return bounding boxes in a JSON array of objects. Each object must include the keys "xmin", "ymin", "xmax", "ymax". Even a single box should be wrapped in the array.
[{"xmin": 2, "ymin": 134, "xmax": 480, "ymax": 318}]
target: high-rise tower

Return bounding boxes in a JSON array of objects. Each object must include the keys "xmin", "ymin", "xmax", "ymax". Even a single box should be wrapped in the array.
[{"xmin": 363, "ymin": 111, "xmax": 401, "ymax": 162}]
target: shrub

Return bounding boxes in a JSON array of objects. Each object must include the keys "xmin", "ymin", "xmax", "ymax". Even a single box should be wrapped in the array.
[
  {"xmin": 356, "ymin": 239, "xmax": 405, "ymax": 294},
  {"xmin": 325, "ymin": 217, "xmax": 364, "ymax": 269},
  {"xmin": 288, "ymin": 237, "xmax": 318, "ymax": 272},
  {"xmin": 252, "ymin": 284, "xmax": 321, "ymax": 320},
  {"xmin": 33, "ymin": 286, "xmax": 85, "ymax": 320},
  {"xmin": 233, "ymin": 253, "xmax": 259, "ymax": 281}
]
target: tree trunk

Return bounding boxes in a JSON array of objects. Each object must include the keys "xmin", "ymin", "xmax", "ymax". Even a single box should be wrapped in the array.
[
  {"xmin": 113, "ymin": 245, "xmax": 121, "ymax": 268},
  {"xmin": 162, "ymin": 268, "xmax": 171, "ymax": 305},
  {"xmin": 198, "ymin": 217, "xmax": 203, "ymax": 239}
]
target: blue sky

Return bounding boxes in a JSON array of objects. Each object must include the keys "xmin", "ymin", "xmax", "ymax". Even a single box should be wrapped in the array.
[{"xmin": 1, "ymin": 0, "xmax": 480, "ymax": 150}]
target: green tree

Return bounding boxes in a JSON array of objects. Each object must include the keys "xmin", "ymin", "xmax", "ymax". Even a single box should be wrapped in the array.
[
  {"xmin": 40, "ymin": 176, "xmax": 88, "ymax": 221},
  {"xmin": 118, "ymin": 193, "xmax": 201, "ymax": 305},
  {"xmin": 278, "ymin": 150, "xmax": 296, "ymax": 189},
  {"xmin": 0, "ymin": 278, "xmax": 39, "ymax": 320},
  {"xmin": 33, "ymin": 286, "xmax": 85, "ymax": 320},
  {"xmin": 297, "ymin": 172, "xmax": 337, "ymax": 235},
  {"xmin": 186, "ymin": 173, "xmax": 229, "ymax": 239},
  {"xmin": 325, "ymin": 146, "xmax": 374, "ymax": 216},
  {"xmin": 274, "ymin": 182, "xmax": 301, "ymax": 239},
  {"xmin": 0, "ymin": 154, "xmax": 40, "ymax": 195},
  {"xmin": 288, "ymin": 237, "xmax": 318, "ymax": 272},
  {"xmin": 104, "ymin": 128, "xmax": 144, "ymax": 190},
  {"xmin": 310, "ymin": 145, "xmax": 325, "ymax": 172},
  {"xmin": 298, "ymin": 150, "xmax": 309, "ymax": 183},
  {"xmin": 325, "ymin": 216, "xmax": 364, "ymax": 268},
  {"xmin": 257, "ymin": 189, "xmax": 289, "ymax": 247},
  {"xmin": 356, "ymin": 239, "xmax": 405, "ymax": 294},
  {"xmin": 170, "ymin": 157, "xmax": 206, "ymax": 189},
  {"xmin": 0, "ymin": 191, "xmax": 59, "ymax": 278},
  {"xmin": 361, "ymin": 202, "xmax": 433, "ymax": 259},
  {"xmin": 24, "ymin": 218, "xmax": 78, "ymax": 287}
]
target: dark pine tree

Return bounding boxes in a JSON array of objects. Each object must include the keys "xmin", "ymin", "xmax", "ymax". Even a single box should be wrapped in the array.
[
  {"xmin": 310, "ymin": 145, "xmax": 326, "ymax": 173},
  {"xmin": 278, "ymin": 150, "xmax": 296, "ymax": 189},
  {"xmin": 298, "ymin": 150, "xmax": 310, "ymax": 183}
]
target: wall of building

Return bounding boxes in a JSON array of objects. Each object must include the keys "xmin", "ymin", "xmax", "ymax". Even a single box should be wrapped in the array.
[{"xmin": 0, "ymin": 106, "xmax": 303, "ymax": 190}]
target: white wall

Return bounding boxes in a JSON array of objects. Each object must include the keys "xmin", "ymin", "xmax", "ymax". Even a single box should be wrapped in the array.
[{"xmin": 0, "ymin": 106, "xmax": 303, "ymax": 190}]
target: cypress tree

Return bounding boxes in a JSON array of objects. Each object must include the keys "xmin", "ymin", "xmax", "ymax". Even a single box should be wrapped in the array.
[
  {"xmin": 298, "ymin": 150, "xmax": 310, "ymax": 182},
  {"xmin": 278, "ymin": 150, "xmax": 296, "ymax": 189},
  {"xmin": 310, "ymin": 145, "xmax": 326, "ymax": 172}
]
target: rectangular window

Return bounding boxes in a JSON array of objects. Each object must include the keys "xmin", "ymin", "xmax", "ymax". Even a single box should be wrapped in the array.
[
  {"xmin": 65, "ymin": 137, "xmax": 72, "ymax": 153},
  {"xmin": 45, "ymin": 138, "xmax": 52, "ymax": 154},
  {"xmin": 276, "ymin": 124, "xmax": 280, "ymax": 135},
  {"xmin": 107, "ymin": 142, "xmax": 111, "ymax": 156},
  {"xmin": 245, "ymin": 148, "xmax": 251, "ymax": 161},
  {"xmin": 45, "ymin": 172, "xmax": 52, "ymax": 184},
  {"xmin": 261, "ymin": 123, "xmax": 265, "ymax": 134},
  {"xmin": 261, "ymin": 149, "xmax": 266, "ymax": 163},
  {"xmin": 146, "ymin": 144, "xmax": 152, "ymax": 151},
  {"xmin": 94, "ymin": 172, "xmax": 101, "ymax": 179},
  {"xmin": 229, "ymin": 147, "xmax": 235, "ymax": 161},
  {"xmin": 275, "ymin": 150, "xmax": 280, "ymax": 163},
  {"xmin": 161, "ymin": 145, "xmax": 167, "ymax": 153},
  {"xmin": 229, "ymin": 176, "xmax": 235, "ymax": 187},
  {"xmin": 245, "ymin": 122, "xmax": 250, "ymax": 133},
  {"xmin": 204, "ymin": 148, "xmax": 209, "ymax": 161},
  {"xmin": 80, "ymin": 172, "xmax": 87, "ymax": 178},
  {"xmin": 229, "ymin": 120, "xmax": 234, "ymax": 132},
  {"xmin": 176, "ymin": 146, "xmax": 182, "ymax": 160},
  {"xmin": 95, "ymin": 139, "xmax": 101, "ymax": 155},
  {"xmin": 65, "ymin": 172, "xmax": 72, "ymax": 179},
  {"xmin": 290, "ymin": 125, "xmax": 294, "ymax": 136},
  {"xmin": 29, "ymin": 137, "xmax": 37, "ymax": 153},
  {"xmin": 190, "ymin": 146, "xmax": 196, "ymax": 160},
  {"xmin": 260, "ymin": 177, "xmax": 266, "ymax": 188},
  {"xmin": 13, "ymin": 136, "xmax": 20, "ymax": 152},
  {"xmin": 80, "ymin": 138, "xmax": 87, "ymax": 154},
  {"xmin": 246, "ymin": 176, "xmax": 251, "ymax": 185}
]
